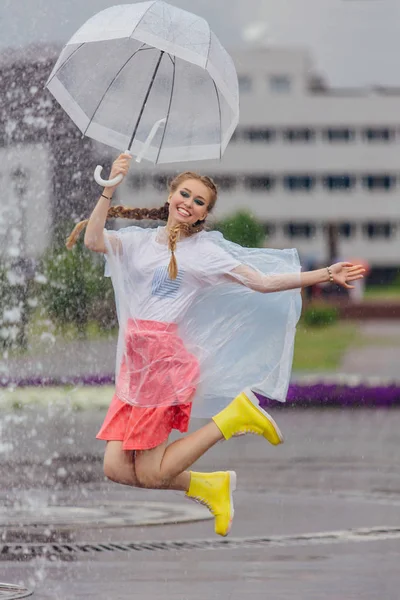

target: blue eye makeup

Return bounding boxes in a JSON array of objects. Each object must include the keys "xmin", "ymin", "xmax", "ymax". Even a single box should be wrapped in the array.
[{"xmin": 179, "ymin": 189, "xmax": 206, "ymax": 206}]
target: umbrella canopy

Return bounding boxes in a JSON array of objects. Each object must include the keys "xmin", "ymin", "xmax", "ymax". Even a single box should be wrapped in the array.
[{"xmin": 46, "ymin": 1, "xmax": 239, "ymax": 164}]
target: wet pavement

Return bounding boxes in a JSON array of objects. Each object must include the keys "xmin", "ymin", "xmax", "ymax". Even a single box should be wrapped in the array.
[{"xmin": 1, "ymin": 405, "xmax": 400, "ymax": 598}]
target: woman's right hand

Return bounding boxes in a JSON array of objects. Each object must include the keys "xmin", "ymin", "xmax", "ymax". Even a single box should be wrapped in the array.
[{"xmin": 107, "ymin": 153, "xmax": 132, "ymax": 193}]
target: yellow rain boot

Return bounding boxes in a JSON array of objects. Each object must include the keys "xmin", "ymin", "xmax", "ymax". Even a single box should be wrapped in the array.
[
  {"xmin": 186, "ymin": 471, "xmax": 236, "ymax": 537},
  {"xmin": 212, "ymin": 388, "xmax": 284, "ymax": 445}
]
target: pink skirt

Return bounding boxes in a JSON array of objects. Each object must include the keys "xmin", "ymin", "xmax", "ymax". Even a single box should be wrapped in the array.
[{"xmin": 96, "ymin": 319, "xmax": 200, "ymax": 450}]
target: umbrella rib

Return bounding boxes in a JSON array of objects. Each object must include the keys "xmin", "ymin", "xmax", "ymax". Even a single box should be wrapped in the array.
[
  {"xmin": 129, "ymin": 0, "xmax": 157, "ymax": 38},
  {"xmin": 46, "ymin": 43, "xmax": 85, "ymax": 87},
  {"xmin": 83, "ymin": 44, "xmax": 146, "ymax": 137},
  {"xmin": 212, "ymin": 80, "xmax": 222, "ymax": 160},
  {"xmin": 205, "ymin": 26, "xmax": 212, "ymax": 69},
  {"xmin": 127, "ymin": 50, "xmax": 165, "ymax": 152},
  {"xmin": 155, "ymin": 55, "xmax": 176, "ymax": 164}
]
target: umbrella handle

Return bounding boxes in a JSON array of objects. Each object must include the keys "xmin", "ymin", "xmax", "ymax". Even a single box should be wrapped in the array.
[
  {"xmin": 135, "ymin": 118, "xmax": 166, "ymax": 164},
  {"xmin": 93, "ymin": 150, "xmax": 132, "ymax": 188},
  {"xmin": 93, "ymin": 118, "xmax": 165, "ymax": 186}
]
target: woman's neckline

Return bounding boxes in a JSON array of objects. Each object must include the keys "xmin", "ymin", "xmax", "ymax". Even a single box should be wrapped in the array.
[{"xmin": 153, "ymin": 225, "xmax": 204, "ymax": 246}]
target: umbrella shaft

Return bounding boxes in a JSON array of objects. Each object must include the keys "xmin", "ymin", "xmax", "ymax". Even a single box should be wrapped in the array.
[{"xmin": 128, "ymin": 50, "xmax": 165, "ymax": 152}]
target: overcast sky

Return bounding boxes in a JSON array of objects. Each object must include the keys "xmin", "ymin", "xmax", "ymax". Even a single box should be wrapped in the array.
[{"xmin": 1, "ymin": 0, "xmax": 399, "ymax": 87}]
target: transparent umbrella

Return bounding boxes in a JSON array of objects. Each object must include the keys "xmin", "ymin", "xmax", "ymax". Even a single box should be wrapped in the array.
[{"xmin": 45, "ymin": 1, "xmax": 239, "ymax": 186}]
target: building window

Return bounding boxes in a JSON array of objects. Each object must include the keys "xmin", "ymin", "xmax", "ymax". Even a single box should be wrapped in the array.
[
  {"xmin": 283, "ymin": 128, "xmax": 315, "ymax": 142},
  {"xmin": 322, "ymin": 174, "xmax": 355, "ymax": 190},
  {"xmin": 284, "ymin": 222, "xmax": 316, "ymax": 239},
  {"xmin": 241, "ymin": 128, "xmax": 276, "ymax": 142},
  {"xmin": 212, "ymin": 175, "xmax": 237, "ymax": 190},
  {"xmin": 362, "ymin": 174, "xmax": 395, "ymax": 191},
  {"xmin": 363, "ymin": 222, "xmax": 395, "ymax": 239},
  {"xmin": 269, "ymin": 74, "xmax": 291, "ymax": 94},
  {"xmin": 283, "ymin": 175, "xmax": 315, "ymax": 191},
  {"xmin": 323, "ymin": 128, "xmax": 355, "ymax": 142},
  {"xmin": 363, "ymin": 128, "xmax": 395, "ymax": 142},
  {"xmin": 338, "ymin": 223, "xmax": 356, "ymax": 238},
  {"xmin": 243, "ymin": 175, "xmax": 275, "ymax": 191},
  {"xmin": 238, "ymin": 75, "xmax": 252, "ymax": 92}
]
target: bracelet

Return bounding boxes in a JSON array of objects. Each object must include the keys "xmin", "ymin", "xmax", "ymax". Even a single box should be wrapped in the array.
[
  {"xmin": 101, "ymin": 193, "xmax": 112, "ymax": 201},
  {"xmin": 326, "ymin": 267, "xmax": 334, "ymax": 283}
]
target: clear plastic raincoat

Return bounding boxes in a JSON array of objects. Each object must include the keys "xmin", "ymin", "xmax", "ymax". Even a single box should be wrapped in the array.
[{"xmin": 104, "ymin": 225, "xmax": 302, "ymax": 418}]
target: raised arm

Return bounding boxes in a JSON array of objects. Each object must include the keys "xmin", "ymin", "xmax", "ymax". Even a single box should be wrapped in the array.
[
  {"xmin": 230, "ymin": 262, "xmax": 365, "ymax": 293},
  {"xmin": 84, "ymin": 153, "xmax": 131, "ymax": 254}
]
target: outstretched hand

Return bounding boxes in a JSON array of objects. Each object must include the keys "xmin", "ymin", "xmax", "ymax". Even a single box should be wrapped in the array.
[{"xmin": 329, "ymin": 262, "xmax": 366, "ymax": 289}]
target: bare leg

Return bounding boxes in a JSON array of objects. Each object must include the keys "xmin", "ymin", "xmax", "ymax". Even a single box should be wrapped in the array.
[
  {"xmin": 135, "ymin": 421, "xmax": 223, "ymax": 487},
  {"xmin": 104, "ymin": 390, "xmax": 281, "ymax": 491},
  {"xmin": 104, "ymin": 429, "xmax": 235, "ymax": 539},
  {"xmin": 161, "ymin": 421, "xmax": 223, "ymax": 477},
  {"xmin": 103, "ymin": 440, "xmax": 190, "ymax": 490}
]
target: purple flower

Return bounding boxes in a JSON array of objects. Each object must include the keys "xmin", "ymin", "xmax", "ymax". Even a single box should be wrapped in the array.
[
  {"xmin": 256, "ymin": 384, "xmax": 400, "ymax": 409},
  {"xmin": 0, "ymin": 374, "xmax": 115, "ymax": 388},
  {"xmin": 1, "ymin": 375, "xmax": 400, "ymax": 408}
]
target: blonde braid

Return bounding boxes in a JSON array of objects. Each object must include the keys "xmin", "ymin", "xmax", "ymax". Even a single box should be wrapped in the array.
[
  {"xmin": 167, "ymin": 224, "xmax": 182, "ymax": 280},
  {"xmin": 165, "ymin": 172, "xmax": 218, "ymax": 278},
  {"xmin": 67, "ymin": 173, "xmax": 218, "ymax": 281},
  {"xmin": 66, "ymin": 203, "xmax": 169, "ymax": 249},
  {"xmin": 66, "ymin": 219, "xmax": 90, "ymax": 250}
]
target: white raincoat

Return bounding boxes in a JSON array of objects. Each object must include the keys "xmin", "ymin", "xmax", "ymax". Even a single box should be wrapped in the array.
[{"xmin": 104, "ymin": 225, "xmax": 302, "ymax": 418}]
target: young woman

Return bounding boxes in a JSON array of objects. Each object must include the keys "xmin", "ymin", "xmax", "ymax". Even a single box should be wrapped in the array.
[{"xmin": 67, "ymin": 153, "xmax": 365, "ymax": 537}]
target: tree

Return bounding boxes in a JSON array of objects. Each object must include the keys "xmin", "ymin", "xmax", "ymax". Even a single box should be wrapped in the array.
[
  {"xmin": 41, "ymin": 239, "xmax": 115, "ymax": 335},
  {"xmin": 214, "ymin": 210, "xmax": 265, "ymax": 248}
]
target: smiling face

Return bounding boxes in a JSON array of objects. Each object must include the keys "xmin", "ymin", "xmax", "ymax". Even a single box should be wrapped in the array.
[{"xmin": 167, "ymin": 178, "xmax": 212, "ymax": 228}]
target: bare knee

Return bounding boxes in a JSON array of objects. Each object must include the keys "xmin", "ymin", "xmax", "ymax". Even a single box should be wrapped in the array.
[
  {"xmin": 135, "ymin": 467, "xmax": 170, "ymax": 489},
  {"xmin": 103, "ymin": 444, "xmax": 139, "ymax": 487},
  {"xmin": 103, "ymin": 460, "xmax": 140, "ymax": 487},
  {"xmin": 103, "ymin": 458, "xmax": 122, "ymax": 483},
  {"xmin": 134, "ymin": 443, "xmax": 171, "ymax": 489}
]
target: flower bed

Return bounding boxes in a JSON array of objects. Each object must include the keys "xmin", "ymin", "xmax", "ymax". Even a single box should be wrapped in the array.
[
  {"xmin": 1, "ymin": 374, "xmax": 399, "ymax": 408},
  {"xmin": 256, "ymin": 384, "xmax": 400, "ymax": 409}
]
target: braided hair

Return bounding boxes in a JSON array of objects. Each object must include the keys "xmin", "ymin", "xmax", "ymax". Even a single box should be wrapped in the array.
[{"xmin": 66, "ymin": 171, "xmax": 218, "ymax": 279}]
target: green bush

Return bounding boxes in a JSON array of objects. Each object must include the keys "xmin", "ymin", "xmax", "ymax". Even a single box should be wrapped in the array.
[
  {"xmin": 0, "ymin": 264, "xmax": 13, "ymax": 311},
  {"xmin": 302, "ymin": 304, "xmax": 339, "ymax": 328},
  {"xmin": 40, "ymin": 240, "xmax": 116, "ymax": 335},
  {"xmin": 214, "ymin": 210, "xmax": 265, "ymax": 248}
]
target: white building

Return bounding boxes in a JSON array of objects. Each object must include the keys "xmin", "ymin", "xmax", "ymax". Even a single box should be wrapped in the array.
[
  {"xmin": 113, "ymin": 47, "xmax": 400, "ymax": 270},
  {"xmin": 3, "ymin": 45, "xmax": 399, "ymax": 273}
]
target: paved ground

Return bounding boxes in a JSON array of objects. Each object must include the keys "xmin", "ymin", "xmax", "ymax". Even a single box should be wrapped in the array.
[
  {"xmin": 1, "ymin": 319, "xmax": 400, "ymax": 598},
  {"xmin": 4, "ymin": 320, "xmax": 400, "ymax": 382},
  {"xmin": 3, "ymin": 338, "xmax": 117, "ymax": 381},
  {"xmin": 1, "ymin": 406, "xmax": 400, "ymax": 599}
]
